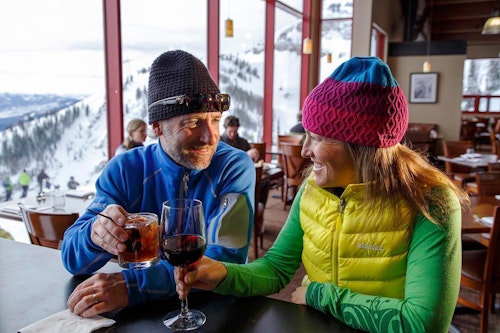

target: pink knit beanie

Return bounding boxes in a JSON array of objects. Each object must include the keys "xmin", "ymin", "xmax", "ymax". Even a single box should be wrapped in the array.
[{"xmin": 302, "ymin": 57, "xmax": 408, "ymax": 148}]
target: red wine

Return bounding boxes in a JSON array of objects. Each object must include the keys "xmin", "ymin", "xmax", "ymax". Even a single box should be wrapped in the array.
[{"xmin": 162, "ymin": 234, "xmax": 206, "ymax": 266}]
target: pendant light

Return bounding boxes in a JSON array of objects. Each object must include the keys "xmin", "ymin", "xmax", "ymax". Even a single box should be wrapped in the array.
[
  {"xmin": 225, "ymin": 18, "xmax": 233, "ymax": 38},
  {"xmin": 482, "ymin": 9, "xmax": 500, "ymax": 35},
  {"xmin": 303, "ymin": 38, "xmax": 313, "ymax": 54}
]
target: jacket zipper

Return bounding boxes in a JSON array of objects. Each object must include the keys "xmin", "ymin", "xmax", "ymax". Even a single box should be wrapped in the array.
[
  {"xmin": 179, "ymin": 170, "xmax": 189, "ymax": 199},
  {"xmin": 333, "ymin": 198, "xmax": 346, "ymax": 284}
]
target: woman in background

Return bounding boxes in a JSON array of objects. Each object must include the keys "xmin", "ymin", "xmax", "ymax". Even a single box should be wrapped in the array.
[{"xmin": 114, "ymin": 118, "xmax": 148, "ymax": 156}]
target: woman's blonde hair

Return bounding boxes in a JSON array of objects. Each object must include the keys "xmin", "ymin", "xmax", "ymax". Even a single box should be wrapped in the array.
[
  {"xmin": 344, "ymin": 142, "xmax": 470, "ymax": 224},
  {"xmin": 124, "ymin": 118, "xmax": 147, "ymax": 149}
]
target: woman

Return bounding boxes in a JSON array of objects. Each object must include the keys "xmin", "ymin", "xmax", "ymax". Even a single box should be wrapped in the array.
[
  {"xmin": 114, "ymin": 118, "xmax": 148, "ymax": 156},
  {"xmin": 175, "ymin": 57, "xmax": 469, "ymax": 332}
]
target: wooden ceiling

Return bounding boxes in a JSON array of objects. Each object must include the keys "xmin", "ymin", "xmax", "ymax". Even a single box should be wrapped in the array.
[{"xmin": 426, "ymin": 0, "xmax": 500, "ymax": 44}]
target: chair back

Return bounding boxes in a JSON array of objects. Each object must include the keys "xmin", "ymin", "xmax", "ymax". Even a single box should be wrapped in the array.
[
  {"xmin": 475, "ymin": 172, "xmax": 500, "ymax": 197},
  {"xmin": 253, "ymin": 165, "xmax": 264, "ymax": 258},
  {"xmin": 277, "ymin": 135, "xmax": 303, "ymax": 168},
  {"xmin": 458, "ymin": 206, "xmax": 500, "ymax": 332},
  {"xmin": 486, "ymin": 206, "xmax": 500, "ymax": 291},
  {"xmin": 250, "ymin": 142, "xmax": 266, "ymax": 162},
  {"xmin": 442, "ymin": 140, "xmax": 474, "ymax": 174},
  {"xmin": 281, "ymin": 142, "xmax": 311, "ymax": 209},
  {"xmin": 493, "ymin": 140, "xmax": 500, "ymax": 158},
  {"xmin": 19, "ymin": 204, "xmax": 79, "ymax": 249},
  {"xmin": 487, "ymin": 162, "xmax": 500, "ymax": 172},
  {"xmin": 459, "ymin": 121, "xmax": 477, "ymax": 141}
]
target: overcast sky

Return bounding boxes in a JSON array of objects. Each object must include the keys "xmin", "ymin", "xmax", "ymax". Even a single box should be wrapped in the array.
[{"xmin": 0, "ymin": 0, "xmax": 267, "ymax": 96}]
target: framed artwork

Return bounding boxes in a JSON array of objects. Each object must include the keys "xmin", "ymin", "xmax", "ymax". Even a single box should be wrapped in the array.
[{"xmin": 409, "ymin": 72, "xmax": 439, "ymax": 103}]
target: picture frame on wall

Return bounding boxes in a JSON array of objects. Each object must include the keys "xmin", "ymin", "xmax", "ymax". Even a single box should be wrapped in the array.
[{"xmin": 409, "ymin": 72, "xmax": 439, "ymax": 104}]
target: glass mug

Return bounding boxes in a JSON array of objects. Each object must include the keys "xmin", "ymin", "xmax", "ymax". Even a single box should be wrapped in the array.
[{"xmin": 118, "ymin": 212, "xmax": 160, "ymax": 270}]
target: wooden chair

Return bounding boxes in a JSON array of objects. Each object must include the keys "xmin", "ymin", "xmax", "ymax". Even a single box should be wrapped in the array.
[
  {"xmin": 281, "ymin": 142, "xmax": 311, "ymax": 210},
  {"xmin": 19, "ymin": 204, "xmax": 79, "ymax": 249},
  {"xmin": 473, "ymin": 172, "xmax": 500, "ymax": 197},
  {"xmin": 249, "ymin": 142, "xmax": 266, "ymax": 162},
  {"xmin": 457, "ymin": 206, "xmax": 500, "ymax": 333},
  {"xmin": 253, "ymin": 165, "xmax": 265, "ymax": 259},
  {"xmin": 442, "ymin": 140, "xmax": 476, "ymax": 188},
  {"xmin": 277, "ymin": 135, "xmax": 303, "ymax": 168},
  {"xmin": 466, "ymin": 163, "xmax": 500, "ymax": 195}
]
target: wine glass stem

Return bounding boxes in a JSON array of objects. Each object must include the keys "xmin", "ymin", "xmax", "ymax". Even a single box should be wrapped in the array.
[{"xmin": 181, "ymin": 298, "xmax": 189, "ymax": 317}]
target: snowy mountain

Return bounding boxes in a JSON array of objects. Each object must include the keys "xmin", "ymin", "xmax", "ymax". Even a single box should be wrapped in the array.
[{"xmin": 0, "ymin": 93, "xmax": 81, "ymax": 131}]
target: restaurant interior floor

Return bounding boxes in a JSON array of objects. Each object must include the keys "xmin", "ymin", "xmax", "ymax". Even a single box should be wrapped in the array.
[{"xmin": 251, "ymin": 188, "xmax": 500, "ymax": 333}]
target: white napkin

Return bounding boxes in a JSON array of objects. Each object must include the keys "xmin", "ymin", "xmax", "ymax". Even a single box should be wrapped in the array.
[
  {"xmin": 18, "ymin": 309, "xmax": 115, "ymax": 333},
  {"xmin": 480, "ymin": 216, "xmax": 494, "ymax": 226}
]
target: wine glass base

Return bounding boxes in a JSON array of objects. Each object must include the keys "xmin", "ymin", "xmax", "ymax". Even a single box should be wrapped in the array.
[{"xmin": 163, "ymin": 309, "xmax": 206, "ymax": 331}]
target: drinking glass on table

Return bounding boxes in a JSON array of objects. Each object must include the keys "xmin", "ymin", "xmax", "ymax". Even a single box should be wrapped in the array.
[
  {"xmin": 118, "ymin": 212, "xmax": 160, "ymax": 270},
  {"xmin": 160, "ymin": 199, "xmax": 207, "ymax": 331}
]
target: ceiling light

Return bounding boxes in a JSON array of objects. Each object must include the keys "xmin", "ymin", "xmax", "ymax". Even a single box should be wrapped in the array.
[
  {"xmin": 482, "ymin": 9, "xmax": 500, "ymax": 35},
  {"xmin": 303, "ymin": 38, "xmax": 312, "ymax": 54},
  {"xmin": 225, "ymin": 18, "xmax": 233, "ymax": 38}
]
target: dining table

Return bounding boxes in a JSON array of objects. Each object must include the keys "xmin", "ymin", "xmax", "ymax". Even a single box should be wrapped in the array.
[
  {"xmin": 437, "ymin": 153, "xmax": 498, "ymax": 169},
  {"xmin": 0, "ymin": 238, "xmax": 361, "ymax": 333},
  {"xmin": 461, "ymin": 195, "xmax": 500, "ymax": 234},
  {"xmin": 0, "ymin": 189, "xmax": 94, "ymax": 222}
]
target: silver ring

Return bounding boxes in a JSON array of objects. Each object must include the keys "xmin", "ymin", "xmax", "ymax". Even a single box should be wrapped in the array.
[{"xmin": 93, "ymin": 293, "xmax": 99, "ymax": 304}]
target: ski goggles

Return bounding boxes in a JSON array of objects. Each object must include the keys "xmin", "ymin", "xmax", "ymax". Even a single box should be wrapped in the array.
[{"xmin": 148, "ymin": 93, "xmax": 231, "ymax": 112}]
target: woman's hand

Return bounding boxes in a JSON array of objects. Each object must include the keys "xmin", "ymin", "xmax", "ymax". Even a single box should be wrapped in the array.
[
  {"xmin": 291, "ymin": 286, "xmax": 307, "ymax": 305},
  {"xmin": 67, "ymin": 272, "xmax": 128, "ymax": 317},
  {"xmin": 175, "ymin": 256, "xmax": 228, "ymax": 299},
  {"xmin": 90, "ymin": 204, "xmax": 129, "ymax": 255}
]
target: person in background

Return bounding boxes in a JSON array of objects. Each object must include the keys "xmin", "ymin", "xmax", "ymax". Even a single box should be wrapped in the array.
[
  {"xmin": 2, "ymin": 176, "xmax": 13, "ymax": 201},
  {"xmin": 289, "ymin": 112, "xmax": 305, "ymax": 134},
  {"xmin": 37, "ymin": 169, "xmax": 49, "ymax": 194},
  {"xmin": 220, "ymin": 116, "xmax": 260, "ymax": 162},
  {"xmin": 221, "ymin": 115, "xmax": 270, "ymax": 206},
  {"xmin": 175, "ymin": 57, "xmax": 469, "ymax": 332},
  {"xmin": 67, "ymin": 176, "xmax": 80, "ymax": 190},
  {"xmin": 18, "ymin": 170, "xmax": 30, "ymax": 198},
  {"xmin": 63, "ymin": 50, "xmax": 255, "ymax": 318},
  {"xmin": 114, "ymin": 118, "xmax": 148, "ymax": 156}
]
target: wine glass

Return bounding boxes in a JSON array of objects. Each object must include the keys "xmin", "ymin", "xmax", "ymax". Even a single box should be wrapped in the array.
[{"xmin": 160, "ymin": 199, "xmax": 207, "ymax": 331}]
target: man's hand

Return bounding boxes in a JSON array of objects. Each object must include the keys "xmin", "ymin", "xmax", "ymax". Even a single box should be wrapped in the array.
[
  {"xmin": 90, "ymin": 204, "xmax": 129, "ymax": 255},
  {"xmin": 68, "ymin": 272, "xmax": 128, "ymax": 317}
]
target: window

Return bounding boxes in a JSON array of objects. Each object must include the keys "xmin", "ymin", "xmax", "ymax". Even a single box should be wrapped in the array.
[
  {"xmin": 319, "ymin": 0, "xmax": 352, "ymax": 82},
  {"xmin": 219, "ymin": 0, "xmax": 265, "ymax": 142}
]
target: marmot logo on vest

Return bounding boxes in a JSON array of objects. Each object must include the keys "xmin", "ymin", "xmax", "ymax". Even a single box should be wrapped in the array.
[{"xmin": 357, "ymin": 242, "xmax": 383, "ymax": 252}]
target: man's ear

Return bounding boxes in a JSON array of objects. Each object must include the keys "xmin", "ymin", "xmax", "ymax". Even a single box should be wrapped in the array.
[{"xmin": 151, "ymin": 122, "xmax": 162, "ymax": 137}]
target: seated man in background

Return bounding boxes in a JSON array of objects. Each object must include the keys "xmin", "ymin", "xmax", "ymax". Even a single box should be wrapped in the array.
[
  {"xmin": 221, "ymin": 115, "xmax": 270, "ymax": 206},
  {"xmin": 63, "ymin": 50, "xmax": 255, "ymax": 318},
  {"xmin": 221, "ymin": 116, "xmax": 260, "ymax": 162}
]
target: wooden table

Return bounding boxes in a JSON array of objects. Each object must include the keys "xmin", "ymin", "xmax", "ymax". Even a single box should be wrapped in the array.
[
  {"xmin": 0, "ymin": 239, "xmax": 360, "ymax": 333},
  {"xmin": 0, "ymin": 190, "xmax": 94, "ymax": 221},
  {"xmin": 461, "ymin": 196, "xmax": 499, "ymax": 234}
]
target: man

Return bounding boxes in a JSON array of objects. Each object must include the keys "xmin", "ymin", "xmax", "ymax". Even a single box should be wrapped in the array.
[
  {"xmin": 220, "ymin": 115, "xmax": 272, "ymax": 206},
  {"xmin": 18, "ymin": 170, "xmax": 30, "ymax": 198},
  {"xmin": 63, "ymin": 50, "xmax": 255, "ymax": 318},
  {"xmin": 37, "ymin": 169, "xmax": 49, "ymax": 193},
  {"xmin": 220, "ymin": 115, "xmax": 260, "ymax": 162},
  {"xmin": 2, "ymin": 176, "xmax": 13, "ymax": 201},
  {"xmin": 67, "ymin": 176, "xmax": 80, "ymax": 190}
]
